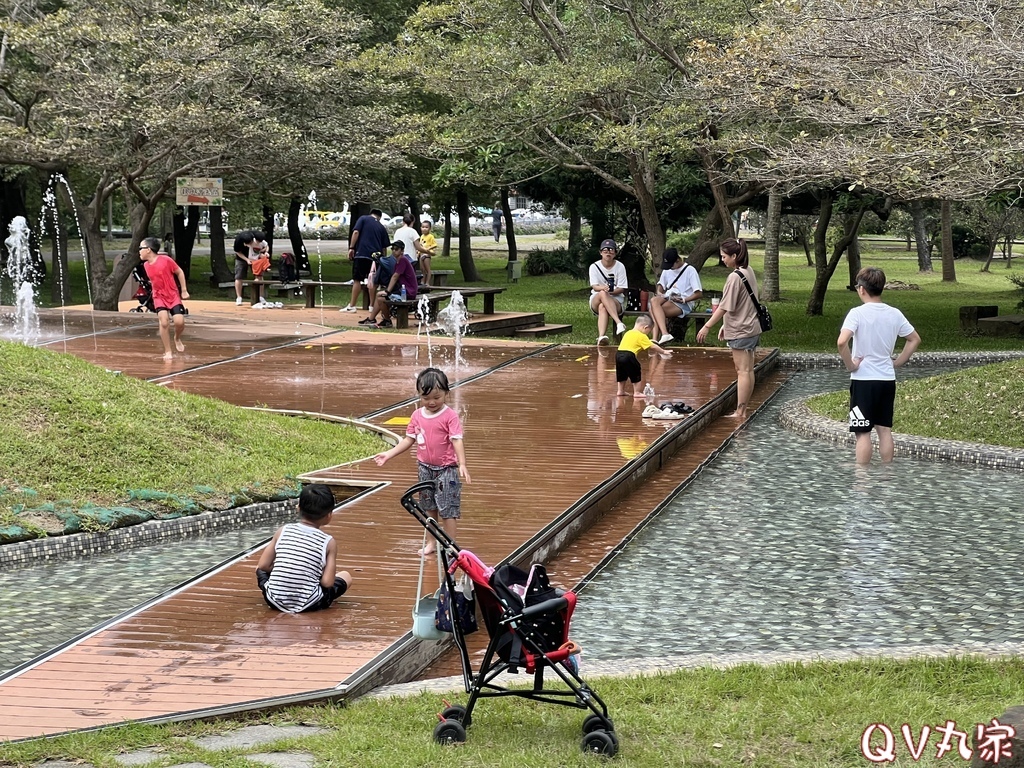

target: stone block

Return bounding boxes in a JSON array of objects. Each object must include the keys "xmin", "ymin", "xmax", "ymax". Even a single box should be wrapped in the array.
[{"xmin": 960, "ymin": 305, "xmax": 999, "ymax": 330}]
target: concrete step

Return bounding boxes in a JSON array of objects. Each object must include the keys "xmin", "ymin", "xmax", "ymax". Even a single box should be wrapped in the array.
[{"xmin": 515, "ymin": 323, "xmax": 573, "ymax": 337}]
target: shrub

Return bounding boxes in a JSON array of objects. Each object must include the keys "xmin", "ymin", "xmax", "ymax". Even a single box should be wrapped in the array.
[
  {"xmin": 1009, "ymin": 272, "xmax": 1024, "ymax": 310},
  {"xmin": 524, "ymin": 246, "xmax": 589, "ymax": 279},
  {"xmin": 666, "ymin": 230, "xmax": 699, "ymax": 256}
]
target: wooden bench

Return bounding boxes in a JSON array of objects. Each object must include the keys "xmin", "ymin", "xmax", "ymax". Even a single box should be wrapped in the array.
[
  {"xmin": 424, "ymin": 286, "xmax": 506, "ymax": 314},
  {"xmin": 386, "ymin": 294, "xmax": 444, "ymax": 329},
  {"xmin": 298, "ymin": 281, "xmax": 367, "ymax": 309},
  {"xmin": 273, "ymin": 283, "xmax": 303, "ymax": 297},
  {"xmin": 427, "ymin": 270, "xmax": 455, "ymax": 286},
  {"xmin": 621, "ymin": 289, "xmax": 721, "ymax": 343},
  {"xmin": 240, "ymin": 280, "xmax": 293, "ymax": 305}
]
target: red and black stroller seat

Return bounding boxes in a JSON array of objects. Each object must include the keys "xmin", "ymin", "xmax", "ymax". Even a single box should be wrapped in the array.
[{"xmin": 479, "ymin": 562, "xmax": 578, "ymax": 673}]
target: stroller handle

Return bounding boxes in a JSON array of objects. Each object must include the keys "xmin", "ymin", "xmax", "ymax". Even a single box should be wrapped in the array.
[
  {"xmin": 400, "ymin": 481, "xmax": 460, "ymax": 552},
  {"xmin": 400, "ymin": 481, "xmax": 438, "ymax": 517}
]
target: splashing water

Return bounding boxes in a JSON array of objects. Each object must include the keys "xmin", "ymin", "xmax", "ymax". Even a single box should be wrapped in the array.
[
  {"xmin": 3, "ymin": 216, "xmax": 41, "ymax": 343},
  {"xmin": 415, "ymin": 293, "xmax": 434, "ymax": 368},
  {"xmin": 436, "ymin": 290, "xmax": 470, "ymax": 368}
]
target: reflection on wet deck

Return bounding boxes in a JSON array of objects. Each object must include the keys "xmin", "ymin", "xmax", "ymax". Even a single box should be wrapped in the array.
[{"xmin": 0, "ymin": 310, "xmax": 772, "ymax": 742}]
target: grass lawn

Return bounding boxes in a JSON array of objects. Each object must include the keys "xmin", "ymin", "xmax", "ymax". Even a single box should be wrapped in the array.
[
  {"xmin": 1, "ymin": 656, "xmax": 1022, "ymax": 766},
  {"xmin": 0, "ymin": 341, "xmax": 385, "ymax": 537}
]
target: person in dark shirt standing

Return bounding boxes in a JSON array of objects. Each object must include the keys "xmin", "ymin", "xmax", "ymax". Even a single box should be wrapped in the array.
[
  {"xmin": 344, "ymin": 208, "xmax": 390, "ymax": 314},
  {"xmin": 232, "ymin": 230, "xmax": 265, "ymax": 306}
]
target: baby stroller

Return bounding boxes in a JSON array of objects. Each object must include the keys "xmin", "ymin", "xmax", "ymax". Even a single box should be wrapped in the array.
[
  {"xmin": 128, "ymin": 263, "xmax": 154, "ymax": 313},
  {"xmin": 400, "ymin": 482, "xmax": 618, "ymax": 757}
]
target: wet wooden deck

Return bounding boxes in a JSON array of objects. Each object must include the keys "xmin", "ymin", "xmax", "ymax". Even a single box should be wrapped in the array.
[{"xmin": 0, "ymin": 307, "xmax": 777, "ymax": 742}]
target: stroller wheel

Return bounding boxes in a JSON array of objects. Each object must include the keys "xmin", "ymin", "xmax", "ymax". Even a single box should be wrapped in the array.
[
  {"xmin": 441, "ymin": 705, "xmax": 467, "ymax": 722},
  {"xmin": 434, "ymin": 719, "xmax": 467, "ymax": 745},
  {"xmin": 582, "ymin": 713, "xmax": 614, "ymax": 735},
  {"xmin": 582, "ymin": 729, "xmax": 617, "ymax": 757}
]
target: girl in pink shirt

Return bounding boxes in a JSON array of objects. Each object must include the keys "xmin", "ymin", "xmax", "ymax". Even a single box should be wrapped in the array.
[{"xmin": 375, "ymin": 368, "xmax": 471, "ymax": 555}]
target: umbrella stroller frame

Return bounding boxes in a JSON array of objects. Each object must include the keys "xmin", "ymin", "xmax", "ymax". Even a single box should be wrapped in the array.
[{"xmin": 400, "ymin": 482, "xmax": 618, "ymax": 756}]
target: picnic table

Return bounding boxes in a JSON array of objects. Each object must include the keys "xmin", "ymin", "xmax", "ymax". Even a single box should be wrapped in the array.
[{"xmin": 297, "ymin": 281, "xmax": 369, "ymax": 310}]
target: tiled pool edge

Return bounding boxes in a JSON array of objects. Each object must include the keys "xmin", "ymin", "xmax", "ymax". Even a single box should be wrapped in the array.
[
  {"xmin": 778, "ymin": 351, "xmax": 1024, "ymax": 470},
  {"xmin": 0, "ymin": 498, "xmax": 297, "ymax": 571}
]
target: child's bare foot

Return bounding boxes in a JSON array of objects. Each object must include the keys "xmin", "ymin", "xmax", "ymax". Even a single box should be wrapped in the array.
[
  {"xmin": 633, "ymin": 392, "xmax": 647, "ymax": 398},
  {"xmin": 418, "ymin": 546, "xmax": 436, "ymax": 557},
  {"xmin": 162, "ymin": 352, "xmax": 174, "ymax": 361},
  {"xmin": 174, "ymin": 340, "xmax": 185, "ymax": 352},
  {"xmin": 616, "ymin": 392, "xmax": 627, "ymax": 397}
]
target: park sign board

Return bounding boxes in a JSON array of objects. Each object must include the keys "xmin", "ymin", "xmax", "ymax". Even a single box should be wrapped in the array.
[{"xmin": 176, "ymin": 177, "xmax": 223, "ymax": 206}]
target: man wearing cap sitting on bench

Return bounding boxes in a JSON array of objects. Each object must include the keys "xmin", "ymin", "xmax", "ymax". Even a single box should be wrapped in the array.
[
  {"xmin": 649, "ymin": 247, "xmax": 703, "ymax": 344},
  {"xmin": 589, "ymin": 238, "xmax": 629, "ymax": 345},
  {"xmin": 364, "ymin": 240, "xmax": 418, "ymax": 329}
]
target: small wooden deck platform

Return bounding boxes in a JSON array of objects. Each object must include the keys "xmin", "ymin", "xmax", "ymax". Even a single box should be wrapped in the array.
[{"xmin": 0, "ymin": 310, "xmax": 777, "ymax": 742}]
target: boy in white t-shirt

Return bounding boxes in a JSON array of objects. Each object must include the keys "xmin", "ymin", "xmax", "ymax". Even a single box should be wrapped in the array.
[{"xmin": 837, "ymin": 266, "xmax": 921, "ymax": 465}]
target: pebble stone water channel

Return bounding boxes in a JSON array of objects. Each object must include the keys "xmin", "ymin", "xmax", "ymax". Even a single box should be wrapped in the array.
[
  {"xmin": 570, "ymin": 366, "xmax": 1024, "ymax": 664},
  {"xmin": 3, "ymin": 366, "xmax": 1024, "ymax": 682}
]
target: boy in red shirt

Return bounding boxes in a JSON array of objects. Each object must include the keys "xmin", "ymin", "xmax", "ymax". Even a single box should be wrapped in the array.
[{"xmin": 139, "ymin": 236, "xmax": 190, "ymax": 360}]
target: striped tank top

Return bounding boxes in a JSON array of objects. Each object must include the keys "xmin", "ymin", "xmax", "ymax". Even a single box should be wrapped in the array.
[{"xmin": 264, "ymin": 523, "xmax": 330, "ymax": 613}]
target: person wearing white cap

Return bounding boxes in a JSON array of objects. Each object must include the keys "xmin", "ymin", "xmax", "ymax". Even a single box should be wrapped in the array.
[{"xmin": 589, "ymin": 239, "xmax": 628, "ymax": 345}]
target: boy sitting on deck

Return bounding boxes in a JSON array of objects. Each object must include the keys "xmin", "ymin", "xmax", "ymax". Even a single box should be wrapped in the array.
[
  {"xmin": 256, "ymin": 484, "xmax": 353, "ymax": 613},
  {"xmin": 616, "ymin": 314, "xmax": 669, "ymax": 398}
]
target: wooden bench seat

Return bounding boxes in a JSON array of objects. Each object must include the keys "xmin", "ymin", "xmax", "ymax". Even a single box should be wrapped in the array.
[
  {"xmin": 423, "ymin": 286, "xmax": 506, "ymax": 314},
  {"xmin": 620, "ymin": 288, "xmax": 722, "ymax": 343},
  {"xmin": 385, "ymin": 294, "xmax": 444, "ymax": 329},
  {"xmin": 239, "ymin": 280, "xmax": 292, "ymax": 305},
  {"xmin": 426, "ymin": 269, "xmax": 455, "ymax": 286},
  {"xmin": 297, "ymin": 281, "xmax": 366, "ymax": 309}
]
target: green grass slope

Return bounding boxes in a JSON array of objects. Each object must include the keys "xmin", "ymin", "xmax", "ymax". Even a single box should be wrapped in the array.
[{"xmin": 0, "ymin": 341, "xmax": 384, "ymax": 538}]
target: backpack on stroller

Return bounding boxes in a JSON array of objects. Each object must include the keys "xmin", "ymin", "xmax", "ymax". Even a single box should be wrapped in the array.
[
  {"xmin": 400, "ymin": 483, "xmax": 617, "ymax": 757},
  {"xmin": 128, "ymin": 263, "xmax": 154, "ymax": 313}
]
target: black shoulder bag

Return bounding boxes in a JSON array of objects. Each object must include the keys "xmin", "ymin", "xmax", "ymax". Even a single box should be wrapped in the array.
[{"xmin": 735, "ymin": 270, "xmax": 772, "ymax": 332}]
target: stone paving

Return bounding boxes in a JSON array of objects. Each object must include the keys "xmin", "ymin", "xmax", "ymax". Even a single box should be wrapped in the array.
[{"xmin": 36, "ymin": 725, "xmax": 328, "ymax": 768}]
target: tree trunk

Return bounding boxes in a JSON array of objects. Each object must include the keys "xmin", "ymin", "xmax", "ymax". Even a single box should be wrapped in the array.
[
  {"xmin": 910, "ymin": 200, "xmax": 933, "ymax": 272},
  {"xmin": 159, "ymin": 205, "xmax": 175, "ymax": 253},
  {"xmin": 49, "ymin": 221, "xmax": 70, "ymax": 304},
  {"xmin": 500, "ymin": 187, "xmax": 517, "ymax": 262},
  {"xmin": 45, "ymin": 178, "xmax": 71, "ymax": 304},
  {"xmin": 172, "ymin": 205, "xmax": 199, "ymax": 279},
  {"xmin": 940, "ymin": 200, "xmax": 956, "ymax": 282},
  {"xmin": 687, "ymin": 183, "xmax": 761, "ymax": 271},
  {"xmin": 567, "ymin": 196, "xmax": 582, "ymax": 252},
  {"xmin": 288, "ymin": 197, "xmax": 311, "ymax": 275},
  {"xmin": 1007, "ymin": 235, "xmax": 1014, "ymax": 269},
  {"xmin": 209, "ymin": 205, "xmax": 229, "ymax": 284},
  {"xmin": 262, "ymin": 203, "xmax": 275, "ymax": 255},
  {"xmin": 847, "ymin": 230, "xmax": 862, "ymax": 289},
  {"xmin": 981, "ymin": 238, "xmax": 998, "ymax": 272},
  {"xmin": 627, "ymin": 154, "xmax": 665, "ymax": 268},
  {"xmin": 762, "ymin": 189, "xmax": 782, "ymax": 301},
  {"xmin": 77, "ymin": 197, "xmax": 141, "ymax": 311},
  {"xmin": 442, "ymin": 203, "xmax": 452, "ymax": 258},
  {"xmin": 455, "ymin": 188, "xmax": 479, "ymax": 282},
  {"xmin": 806, "ymin": 190, "xmax": 835, "ymax": 316}
]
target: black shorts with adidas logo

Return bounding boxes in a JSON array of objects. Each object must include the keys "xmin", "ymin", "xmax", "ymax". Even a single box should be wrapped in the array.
[{"xmin": 848, "ymin": 379, "xmax": 896, "ymax": 432}]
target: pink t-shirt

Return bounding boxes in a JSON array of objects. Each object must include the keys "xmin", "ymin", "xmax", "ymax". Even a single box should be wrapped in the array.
[
  {"xmin": 143, "ymin": 254, "xmax": 181, "ymax": 310},
  {"xmin": 406, "ymin": 404, "xmax": 463, "ymax": 467}
]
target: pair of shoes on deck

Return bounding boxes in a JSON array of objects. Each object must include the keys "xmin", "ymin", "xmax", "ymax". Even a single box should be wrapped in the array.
[
  {"xmin": 641, "ymin": 404, "xmax": 678, "ymax": 420},
  {"xmin": 641, "ymin": 403, "xmax": 691, "ymax": 420},
  {"xmin": 660, "ymin": 401, "xmax": 694, "ymax": 415}
]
